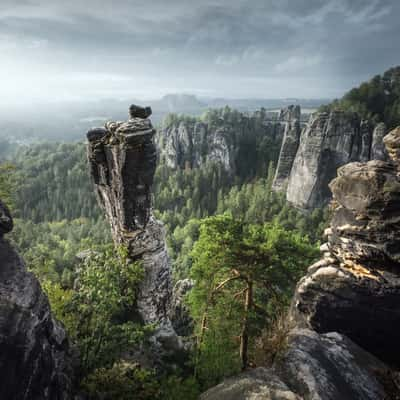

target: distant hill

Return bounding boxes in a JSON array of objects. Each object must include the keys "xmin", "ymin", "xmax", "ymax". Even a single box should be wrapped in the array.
[{"xmin": 0, "ymin": 95, "xmax": 329, "ymax": 144}]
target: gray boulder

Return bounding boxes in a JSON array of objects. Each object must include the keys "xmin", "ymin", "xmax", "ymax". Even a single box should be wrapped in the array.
[{"xmin": 200, "ymin": 367, "xmax": 300, "ymax": 400}]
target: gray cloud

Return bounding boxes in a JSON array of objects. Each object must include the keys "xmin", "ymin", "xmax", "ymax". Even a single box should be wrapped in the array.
[{"xmin": 0, "ymin": 0, "xmax": 399, "ymax": 103}]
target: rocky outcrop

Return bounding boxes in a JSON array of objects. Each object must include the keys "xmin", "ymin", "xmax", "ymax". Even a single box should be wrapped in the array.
[
  {"xmin": 87, "ymin": 105, "xmax": 182, "ymax": 364},
  {"xmin": 290, "ymin": 129, "xmax": 400, "ymax": 367},
  {"xmin": 201, "ymin": 126, "xmax": 400, "ymax": 399},
  {"xmin": 275, "ymin": 111, "xmax": 390, "ymax": 210},
  {"xmin": 157, "ymin": 106, "xmax": 301, "ymax": 174},
  {"xmin": 272, "ymin": 105, "xmax": 301, "ymax": 190},
  {"xmin": 159, "ymin": 119, "xmax": 233, "ymax": 171},
  {"xmin": 371, "ymin": 122, "xmax": 388, "ymax": 161},
  {"xmin": 201, "ymin": 328, "xmax": 394, "ymax": 400},
  {"xmin": 170, "ymin": 278, "xmax": 194, "ymax": 337},
  {"xmin": 285, "ymin": 111, "xmax": 370, "ymax": 209},
  {"xmin": 0, "ymin": 201, "xmax": 73, "ymax": 399}
]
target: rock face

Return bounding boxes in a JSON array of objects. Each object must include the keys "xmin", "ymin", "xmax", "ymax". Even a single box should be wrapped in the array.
[
  {"xmin": 157, "ymin": 106, "xmax": 301, "ymax": 174},
  {"xmin": 170, "ymin": 278, "xmax": 194, "ymax": 337},
  {"xmin": 272, "ymin": 105, "xmax": 301, "ymax": 191},
  {"xmin": 371, "ymin": 122, "xmax": 388, "ymax": 161},
  {"xmin": 87, "ymin": 105, "xmax": 181, "ymax": 362},
  {"xmin": 159, "ymin": 119, "xmax": 234, "ymax": 171},
  {"xmin": 201, "ymin": 126, "xmax": 400, "ymax": 399},
  {"xmin": 274, "ymin": 329, "xmax": 391, "ymax": 400},
  {"xmin": 0, "ymin": 201, "xmax": 73, "ymax": 399},
  {"xmin": 274, "ymin": 110, "xmax": 389, "ymax": 210},
  {"xmin": 200, "ymin": 366, "xmax": 301, "ymax": 400}
]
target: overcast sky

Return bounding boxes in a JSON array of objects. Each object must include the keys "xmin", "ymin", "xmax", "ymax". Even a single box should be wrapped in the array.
[{"xmin": 1, "ymin": 0, "xmax": 399, "ymax": 104}]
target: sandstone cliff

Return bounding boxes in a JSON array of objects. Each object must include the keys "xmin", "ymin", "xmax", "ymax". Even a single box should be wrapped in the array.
[
  {"xmin": 201, "ymin": 127, "xmax": 400, "ymax": 399},
  {"xmin": 0, "ymin": 200, "xmax": 73, "ymax": 399},
  {"xmin": 157, "ymin": 106, "xmax": 299, "ymax": 174},
  {"xmin": 274, "ymin": 110, "xmax": 389, "ymax": 210},
  {"xmin": 87, "ymin": 105, "xmax": 182, "ymax": 365},
  {"xmin": 271, "ymin": 105, "xmax": 301, "ymax": 191}
]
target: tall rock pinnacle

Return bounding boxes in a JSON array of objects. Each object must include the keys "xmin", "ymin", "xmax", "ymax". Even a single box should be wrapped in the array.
[{"xmin": 87, "ymin": 105, "xmax": 181, "ymax": 362}]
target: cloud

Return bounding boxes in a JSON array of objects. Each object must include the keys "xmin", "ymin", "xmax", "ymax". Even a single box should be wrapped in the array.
[
  {"xmin": 274, "ymin": 55, "xmax": 322, "ymax": 74},
  {"xmin": 0, "ymin": 0, "xmax": 399, "ymax": 102}
]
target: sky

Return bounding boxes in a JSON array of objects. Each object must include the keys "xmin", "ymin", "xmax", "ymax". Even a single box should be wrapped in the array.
[{"xmin": 1, "ymin": 0, "xmax": 400, "ymax": 104}]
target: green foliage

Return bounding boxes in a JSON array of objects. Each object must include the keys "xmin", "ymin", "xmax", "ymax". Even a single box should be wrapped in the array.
[
  {"xmin": 322, "ymin": 66, "xmax": 400, "ymax": 128},
  {"xmin": 12, "ymin": 142, "xmax": 101, "ymax": 222},
  {"xmin": 160, "ymin": 375, "xmax": 200, "ymax": 400},
  {"xmin": 0, "ymin": 162, "xmax": 16, "ymax": 209},
  {"xmin": 44, "ymin": 245, "xmax": 151, "ymax": 382},
  {"xmin": 8, "ymin": 107, "xmax": 331, "ymax": 398},
  {"xmin": 11, "ymin": 217, "xmax": 111, "ymax": 285},
  {"xmin": 188, "ymin": 214, "xmax": 319, "ymax": 388},
  {"xmin": 81, "ymin": 363, "xmax": 160, "ymax": 400}
]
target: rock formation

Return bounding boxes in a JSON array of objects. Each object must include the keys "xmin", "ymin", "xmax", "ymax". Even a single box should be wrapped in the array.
[
  {"xmin": 159, "ymin": 119, "xmax": 233, "ymax": 171},
  {"xmin": 272, "ymin": 105, "xmax": 301, "ymax": 191},
  {"xmin": 87, "ymin": 105, "xmax": 182, "ymax": 364},
  {"xmin": 201, "ymin": 126, "xmax": 400, "ymax": 399},
  {"xmin": 157, "ymin": 106, "xmax": 300, "ymax": 174},
  {"xmin": 0, "ymin": 200, "xmax": 73, "ymax": 399},
  {"xmin": 274, "ymin": 110, "xmax": 389, "ymax": 210}
]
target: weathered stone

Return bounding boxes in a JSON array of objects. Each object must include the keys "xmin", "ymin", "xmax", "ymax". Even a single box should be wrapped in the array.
[
  {"xmin": 200, "ymin": 367, "xmax": 300, "ymax": 400},
  {"xmin": 87, "ymin": 106, "xmax": 181, "ymax": 365},
  {"xmin": 170, "ymin": 278, "xmax": 194, "ymax": 337},
  {"xmin": 157, "ymin": 106, "xmax": 297, "ymax": 174},
  {"xmin": 286, "ymin": 111, "xmax": 369, "ymax": 210},
  {"xmin": 0, "ymin": 199, "xmax": 13, "ymax": 236},
  {"xmin": 383, "ymin": 126, "xmax": 400, "ymax": 165},
  {"xmin": 371, "ymin": 122, "xmax": 388, "ymax": 161},
  {"xmin": 276, "ymin": 329, "xmax": 391, "ymax": 400},
  {"xmin": 290, "ymin": 259, "xmax": 400, "ymax": 367},
  {"xmin": 0, "ymin": 203, "xmax": 73, "ymax": 399},
  {"xmin": 289, "ymin": 126, "xmax": 400, "ymax": 367},
  {"xmin": 272, "ymin": 106, "xmax": 301, "ymax": 191},
  {"xmin": 201, "ymin": 328, "xmax": 395, "ymax": 400},
  {"xmin": 129, "ymin": 104, "xmax": 152, "ymax": 119}
]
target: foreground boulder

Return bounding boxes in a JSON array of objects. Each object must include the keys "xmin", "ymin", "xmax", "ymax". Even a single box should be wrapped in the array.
[
  {"xmin": 0, "ymin": 201, "xmax": 73, "ymax": 399},
  {"xmin": 201, "ymin": 328, "xmax": 393, "ymax": 400}
]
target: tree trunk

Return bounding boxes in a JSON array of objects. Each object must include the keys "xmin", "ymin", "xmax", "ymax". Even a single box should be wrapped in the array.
[{"xmin": 240, "ymin": 280, "xmax": 253, "ymax": 370}]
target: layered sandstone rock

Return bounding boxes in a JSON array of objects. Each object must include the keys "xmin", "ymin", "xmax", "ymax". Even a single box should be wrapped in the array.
[
  {"xmin": 290, "ymin": 128, "xmax": 400, "ymax": 367},
  {"xmin": 272, "ymin": 105, "xmax": 301, "ymax": 191},
  {"xmin": 87, "ymin": 105, "xmax": 182, "ymax": 363},
  {"xmin": 0, "ymin": 200, "xmax": 73, "ymax": 399}
]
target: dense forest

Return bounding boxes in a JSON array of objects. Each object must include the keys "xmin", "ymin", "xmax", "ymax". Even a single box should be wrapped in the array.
[
  {"xmin": 322, "ymin": 66, "xmax": 400, "ymax": 128},
  {"xmin": 1, "ymin": 107, "xmax": 327, "ymax": 398}
]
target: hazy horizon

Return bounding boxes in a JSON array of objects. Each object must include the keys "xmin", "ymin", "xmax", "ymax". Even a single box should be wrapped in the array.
[{"xmin": 2, "ymin": 0, "xmax": 400, "ymax": 106}]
